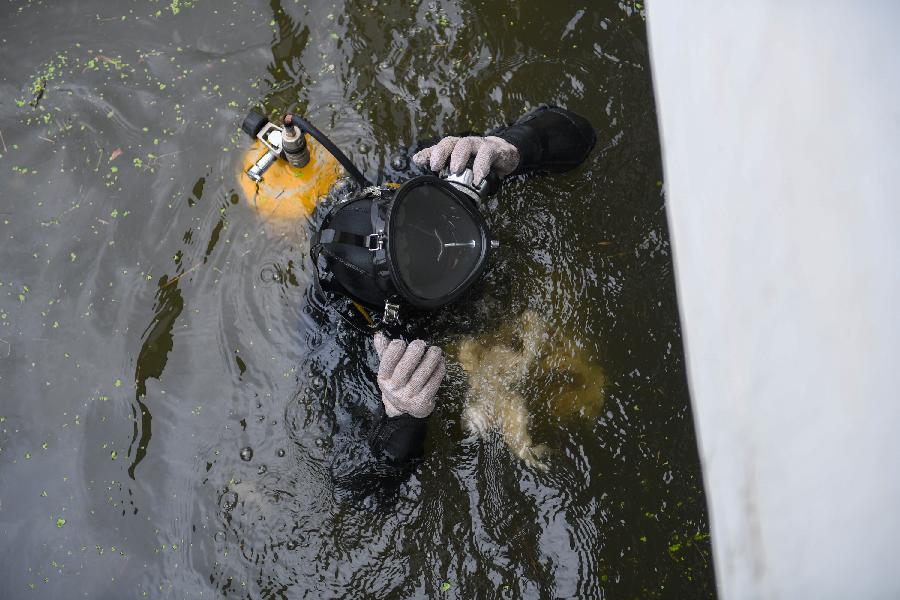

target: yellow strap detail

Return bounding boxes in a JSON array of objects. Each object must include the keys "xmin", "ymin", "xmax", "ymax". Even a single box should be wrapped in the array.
[{"xmin": 351, "ymin": 301, "xmax": 375, "ymax": 325}]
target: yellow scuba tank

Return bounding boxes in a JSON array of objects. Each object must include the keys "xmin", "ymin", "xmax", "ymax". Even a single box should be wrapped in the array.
[
  {"xmin": 238, "ymin": 136, "xmax": 342, "ymax": 221},
  {"xmin": 237, "ymin": 110, "xmax": 361, "ymax": 222}
]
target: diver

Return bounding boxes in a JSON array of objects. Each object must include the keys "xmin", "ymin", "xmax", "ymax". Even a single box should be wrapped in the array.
[
  {"xmin": 241, "ymin": 104, "xmax": 595, "ymax": 495},
  {"xmin": 303, "ymin": 105, "xmax": 597, "ymax": 475}
]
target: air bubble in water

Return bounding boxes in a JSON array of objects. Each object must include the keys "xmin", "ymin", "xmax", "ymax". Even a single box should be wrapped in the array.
[
  {"xmin": 239, "ymin": 447, "xmax": 253, "ymax": 461},
  {"xmin": 260, "ymin": 265, "xmax": 279, "ymax": 284},
  {"xmin": 390, "ymin": 153, "xmax": 409, "ymax": 171},
  {"xmin": 331, "ymin": 177, "xmax": 355, "ymax": 199}
]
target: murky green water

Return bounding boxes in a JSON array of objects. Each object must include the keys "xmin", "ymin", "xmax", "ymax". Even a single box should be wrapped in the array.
[{"xmin": 0, "ymin": 0, "xmax": 714, "ymax": 597}]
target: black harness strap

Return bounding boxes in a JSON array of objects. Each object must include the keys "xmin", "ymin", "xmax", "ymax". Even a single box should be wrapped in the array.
[
  {"xmin": 315, "ymin": 244, "xmax": 371, "ymax": 277},
  {"xmin": 318, "ymin": 228, "xmax": 371, "ymax": 248},
  {"xmin": 309, "ymin": 242, "xmax": 384, "ymax": 334}
]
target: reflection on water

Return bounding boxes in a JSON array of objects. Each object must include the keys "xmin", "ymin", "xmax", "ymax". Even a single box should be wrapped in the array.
[
  {"xmin": 0, "ymin": 0, "xmax": 714, "ymax": 598},
  {"xmin": 129, "ymin": 272, "xmax": 185, "ymax": 478}
]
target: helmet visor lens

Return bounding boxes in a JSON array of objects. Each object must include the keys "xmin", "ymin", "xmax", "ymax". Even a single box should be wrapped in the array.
[{"xmin": 390, "ymin": 182, "xmax": 486, "ymax": 302}]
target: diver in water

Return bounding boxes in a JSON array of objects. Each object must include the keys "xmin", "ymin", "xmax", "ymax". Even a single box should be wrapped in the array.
[{"xmin": 300, "ymin": 105, "xmax": 596, "ymax": 478}]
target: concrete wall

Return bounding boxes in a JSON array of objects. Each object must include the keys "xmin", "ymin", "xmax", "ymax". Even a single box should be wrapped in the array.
[{"xmin": 646, "ymin": 3, "xmax": 900, "ymax": 598}]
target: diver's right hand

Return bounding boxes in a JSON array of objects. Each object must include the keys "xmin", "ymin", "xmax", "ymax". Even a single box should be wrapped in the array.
[
  {"xmin": 373, "ymin": 333, "xmax": 445, "ymax": 419},
  {"xmin": 412, "ymin": 135, "xmax": 519, "ymax": 186}
]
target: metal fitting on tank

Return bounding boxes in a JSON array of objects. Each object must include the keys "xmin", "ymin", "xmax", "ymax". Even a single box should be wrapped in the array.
[
  {"xmin": 241, "ymin": 110, "xmax": 285, "ymax": 182},
  {"xmin": 282, "ymin": 114, "xmax": 310, "ymax": 168}
]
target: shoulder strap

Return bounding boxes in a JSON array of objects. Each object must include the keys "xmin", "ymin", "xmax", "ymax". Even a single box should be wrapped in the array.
[{"xmin": 318, "ymin": 228, "xmax": 372, "ymax": 248}]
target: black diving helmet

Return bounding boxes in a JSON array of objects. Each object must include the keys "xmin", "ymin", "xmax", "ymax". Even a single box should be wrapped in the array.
[
  {"xmin": 277, "ymin": 103, "xmax": 596, "ymax": 327},
  {"xmin": 311, "ymin": 172, "xmax": 496, "ymax": 321}
]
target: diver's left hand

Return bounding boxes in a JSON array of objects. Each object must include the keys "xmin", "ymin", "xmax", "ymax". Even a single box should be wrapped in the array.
[
  {"xmin": 413, "ymin": 135, "xmax": 519, "ymax": 186},
  {"xmin": 373, "ymin": 333, "xmax": 446, "ymax": 418}
]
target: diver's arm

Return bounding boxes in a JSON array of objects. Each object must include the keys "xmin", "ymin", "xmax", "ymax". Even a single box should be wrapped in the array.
[
  {"xmin": 494, "ymin": 105, "xmax": 596, "ymax": 175},
  {"xmin": 368, "ymin": 412, "xmax": 429, "ymax": 464},
  {"xmin": 330, "ymin": 337, "xmax": 441, "ymax": 501},
  {"xmin": 368, "ymin": 333, "xmax": 445, "ymax": 465},
  {"xmin": 412, "ymin": 105, "xmax": 596, "ymax": 185},
  {"xmin": 331, "ymin": 411, "xmax": 429, "ymax": 503}
]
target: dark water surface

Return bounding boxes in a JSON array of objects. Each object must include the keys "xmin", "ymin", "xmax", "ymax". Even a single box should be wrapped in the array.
[{"xmin": 0, "ymin": 0, "xmax": 714, "ymax": 597}]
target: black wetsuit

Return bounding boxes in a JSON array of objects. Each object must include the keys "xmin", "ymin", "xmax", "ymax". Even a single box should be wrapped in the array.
[{"xmin": 362, "ymin": 105, "xmax": 597, "ymax": 474}]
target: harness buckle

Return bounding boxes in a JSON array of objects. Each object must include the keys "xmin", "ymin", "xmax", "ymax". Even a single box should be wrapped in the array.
[
  {"xmin": 366, "ymin": 231, "xmax": 385, "ymax": 251},
  {"xmin": 382, "ymin": 301, "xmax": 400, "ymax": 326}
]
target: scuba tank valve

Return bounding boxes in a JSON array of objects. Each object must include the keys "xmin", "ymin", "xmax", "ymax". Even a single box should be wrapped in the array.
[
  {"xmin": 241, "ymin": 108, "xmax": 368, "ymax": 187},
  {"xmin": 240, "ymin": 110, "xmax": 313, "ymax": 181},
  {"xmin": 242, "ymin": 110, "xmax": 285, "ymax": 182}
]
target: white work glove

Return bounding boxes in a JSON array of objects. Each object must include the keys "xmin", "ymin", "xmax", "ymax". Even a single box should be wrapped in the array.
[
  {"xmin": 373, "ymin": 333, "xmax": 446, "ymax": 418},
  {"xmin": 412, "ymin": 135, "xmax": 520, "ymax": 186}
]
